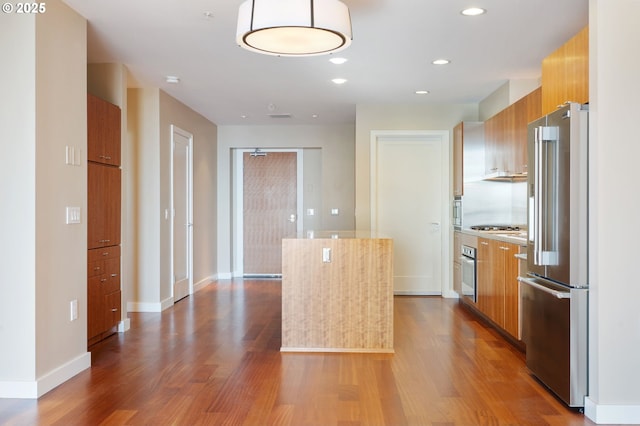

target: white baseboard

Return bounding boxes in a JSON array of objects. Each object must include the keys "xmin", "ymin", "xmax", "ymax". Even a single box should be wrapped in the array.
[
  {"xmin": 0, "ymin": 352, "xmax": 91, "ymax": 399},
  {"xmin": 442, "ymin": 290, "xmax": 460, "ymax": 299},
  {"xmin": 194, "ymin": 275, "xmax": 215, "ymax": 292},
  {"xmin": 218, "ymin": 272, "xmax": 232, "ymax": 279},
  {"xmin": 127, "ymin": 296, "xmax": 173, "ymax": 313},
  {"xmin": 585, "ymin": 397, "xmax": 640, "ymax": 424},
  {"xmin": 118, "ymin": 317, "xmax": 131, "ymax": 332}
]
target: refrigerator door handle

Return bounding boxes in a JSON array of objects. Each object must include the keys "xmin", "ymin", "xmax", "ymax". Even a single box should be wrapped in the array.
[
  {"xmin": 518, "ymin": 277, "xmax": 570, "ymax": 299},
  {"xmin": 534, "ymin": 126, "xmax": 559, "ymax": 266}
]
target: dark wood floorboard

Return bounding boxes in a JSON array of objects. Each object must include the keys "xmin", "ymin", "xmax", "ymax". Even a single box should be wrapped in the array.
[{"xmin": 0, "ymin": 279, "xmax": 605, "ymax": 425}]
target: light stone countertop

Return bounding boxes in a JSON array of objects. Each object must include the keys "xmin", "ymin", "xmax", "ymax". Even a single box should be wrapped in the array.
[{"xmin": 457, "ymin": 229, "xmax": 528, "ymax": 246}]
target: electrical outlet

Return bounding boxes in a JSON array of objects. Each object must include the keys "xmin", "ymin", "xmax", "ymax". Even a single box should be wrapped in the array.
[{"xmin": 70, "ymin": 299, "xmax": 78, "ymax": 321}]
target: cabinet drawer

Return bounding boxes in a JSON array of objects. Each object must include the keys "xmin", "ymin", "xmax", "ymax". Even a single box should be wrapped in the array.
[
  {"xmin": 88, "ymin": 245, "xmax": 120, "ymax": 263},
  {"xmin": 88, "ymin": 259, "xmax": 104, "ymax": 278}
]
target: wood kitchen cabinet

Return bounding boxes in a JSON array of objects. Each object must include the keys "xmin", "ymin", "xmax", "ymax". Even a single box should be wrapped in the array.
[
  {"xmin": 476, "ymin": 237, "xmax": 522, "ymax": 339},
  {"xmin": 88, "ymin": 246, "xmax": 121, "ymax": 345},
  {"xmin": 87, "ymin": 93, "xmax": 122, "ymax": 346},
  {"xmin": 88, "ymin": 162, "xmax": 121, "ymax": 249},
  {"xmin": 484, "ymin": 87, "xmax": 541, "ymax": 177},
  {"xmin": 542, "ymin": 26, "xmax": 589, "ymax": 116},
  {"xmin": 87, "ymin": 94, "xmax": 121, "ymax": 166}
]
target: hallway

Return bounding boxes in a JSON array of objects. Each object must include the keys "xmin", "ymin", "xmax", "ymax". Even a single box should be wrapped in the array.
[{"xmin": 0, "ymin": 280, "xmax": 598, "ymax": 425}]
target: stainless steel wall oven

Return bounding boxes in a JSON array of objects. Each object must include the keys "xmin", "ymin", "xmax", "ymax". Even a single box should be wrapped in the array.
[{"xmin": 460, "ymin": 245, "xmax": 476, "ymax": 303}]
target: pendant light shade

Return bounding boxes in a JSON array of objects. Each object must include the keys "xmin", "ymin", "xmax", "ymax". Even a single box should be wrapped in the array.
[{"xmin": 236, "ymin": 0, "xmax": 353, "ymax": 57}]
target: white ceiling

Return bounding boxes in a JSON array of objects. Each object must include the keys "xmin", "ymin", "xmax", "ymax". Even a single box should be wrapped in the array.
[{"xmin": 61, "ymin": 0, "xmax": 588, "ymax": 126}]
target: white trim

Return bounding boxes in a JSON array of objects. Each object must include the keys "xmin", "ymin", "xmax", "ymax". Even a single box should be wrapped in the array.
[
  {"xmin": 118, "ymin": 318, "xmax": 131, "ymax": 333},
  {"xmin": 585, "ymin": 397, "xmax": 640, "ymax": 424},
  {"xmin": 0, "ymin": 352, "xmax": 91, "ymax": 399},
  {"xmin": 170, "ymin": 125, "xmax": 194, "ymax": 300},
  {"xmin": 127, "ymin": 296, "xmax": 174, "ymax": 313},
  {"xmin": 369, "ymin": 130, "xmax": 451, "ymax": 296},
  {"xmin": 194, "ymin": 275, "xmax": 215, "ymax": 292}
]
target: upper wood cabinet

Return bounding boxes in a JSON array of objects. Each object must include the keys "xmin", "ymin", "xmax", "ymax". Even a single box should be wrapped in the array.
[
  {"xmin": 541, "ymin": 26, "xmax": 589, "ymax": 116},
  {"xmin": 484, "ymin": 87, "xmax": 541, "ymax": 176},
  {"xmin": 87, "ymin": 94, "xmax": 121, "ymax": 166}
]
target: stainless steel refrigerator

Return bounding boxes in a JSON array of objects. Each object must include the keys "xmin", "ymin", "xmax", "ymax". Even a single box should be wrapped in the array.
[{"xmin": 518, "ymin": 102, "xmax": 588, "ymax": 408}]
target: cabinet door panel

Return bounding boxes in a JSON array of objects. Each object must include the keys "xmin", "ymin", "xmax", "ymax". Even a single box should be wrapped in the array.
[
  {"xmin": 88, "ymin": 276, "xmax": 105, "ymax": 340},
  {"xmin": 88, "ymin": 163, "xmax": 121, "ymax": 249},
  {"xmin": 87, "ymin": 94, "xmax": 121, "ymax": 166},
  {"xmin": 503, "ymin": 242, "xmax": 521, "ymax": 338},
  {"xmin": 104, "ymin": 290, "xmax": 121, "ymax": 332},
  {"xmin": 103, "ymin": 257, "xmax": 121, "ymax": 294}
]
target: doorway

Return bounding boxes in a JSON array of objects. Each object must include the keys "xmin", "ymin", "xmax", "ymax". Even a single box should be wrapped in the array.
[
  {"xmin": 235, "ymin": 149, "xmax": 302, "ymax": 277},
  {"xmin": 370, "ymin": 131, "xmax": 450, "ymax": 295},
  {"xmin": 171, "ymin": 125, "xmax": 193, "ymax": 302}
]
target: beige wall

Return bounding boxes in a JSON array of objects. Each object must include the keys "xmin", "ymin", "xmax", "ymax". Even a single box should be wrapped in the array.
[
  {"xmin": 586, "ymin": 0, "xmax": 640, "ymax": 422},
  {"xmin": 354, "ymin": 103, "xmax": 479, "ymax": 231},
  {"xmin": 128, "ymin": 88, "xmax": 217, "ymax": 310},
  {"xmin": 217, "ymin": 124, "xmax": 355, "ymax": 277},
  {"xmin": 0, "ymin": 0, "xmax": 90, "ymax": 397}
]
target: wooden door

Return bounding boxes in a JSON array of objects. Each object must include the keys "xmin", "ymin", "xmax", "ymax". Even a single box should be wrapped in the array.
[{"xmin": 243, "ymin": 152, "xmax": 297, "ymax": 276}]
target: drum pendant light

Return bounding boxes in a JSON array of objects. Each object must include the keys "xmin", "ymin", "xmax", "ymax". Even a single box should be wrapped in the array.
[{"xmin": 236, "ymin": 0, "xmax": 352, "ymax": 57}]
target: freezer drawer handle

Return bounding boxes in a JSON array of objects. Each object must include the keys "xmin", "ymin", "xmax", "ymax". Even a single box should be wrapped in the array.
[{"xmin": 518, "ymin": 277, "xmax": 570, "ymax": 299}]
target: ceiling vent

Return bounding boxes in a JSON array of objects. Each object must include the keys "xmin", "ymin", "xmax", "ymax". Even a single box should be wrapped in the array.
[{"xmin": 268, "ymin": 113, "xmax": 292, "ymax": 119}]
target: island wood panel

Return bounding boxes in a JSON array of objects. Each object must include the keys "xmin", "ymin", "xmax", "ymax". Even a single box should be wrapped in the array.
[{"xmin": 281, "ymin": 237, "xmax": 393, "ymax": 352}]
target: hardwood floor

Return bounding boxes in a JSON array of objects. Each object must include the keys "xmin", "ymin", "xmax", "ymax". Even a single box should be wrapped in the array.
[{"xmin": 0, "ymin": 279, "xmax": 601, "ymax": 425}]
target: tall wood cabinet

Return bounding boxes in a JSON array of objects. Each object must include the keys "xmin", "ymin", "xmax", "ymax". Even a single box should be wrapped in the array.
[{"xmin": 87, "ymin": 93, "xmax": 122, "ymax": 346}]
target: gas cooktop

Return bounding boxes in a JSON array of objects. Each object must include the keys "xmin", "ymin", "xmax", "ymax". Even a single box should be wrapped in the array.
[{"xmin": 470, "ymin": 225, "xmax": 524, "ymax": 233}]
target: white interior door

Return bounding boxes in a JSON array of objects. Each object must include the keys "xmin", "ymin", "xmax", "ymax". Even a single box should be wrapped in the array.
[
  {"xmin": 371, "ymin": 131, "xmax": 449, "ymax": 295},
  {"xmin": 171, "ymin": 126, "xmax": 193, "ymax": 302}
]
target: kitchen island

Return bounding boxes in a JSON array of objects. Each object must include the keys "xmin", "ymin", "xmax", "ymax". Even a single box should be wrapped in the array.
[{"xmin": 281, "ymin": 231, "xmax": 393, "ymax": 353}]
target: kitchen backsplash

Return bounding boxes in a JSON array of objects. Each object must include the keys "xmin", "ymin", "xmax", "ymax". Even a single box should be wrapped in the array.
[{"xmin": 462, "ymin": 180, "xmax": 527, "ymax": 228}]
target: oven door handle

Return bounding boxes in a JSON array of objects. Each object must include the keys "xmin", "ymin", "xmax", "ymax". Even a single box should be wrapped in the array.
[{"xmin": 460, "ymin": 256, "xmax": 475, "ymax": 265}]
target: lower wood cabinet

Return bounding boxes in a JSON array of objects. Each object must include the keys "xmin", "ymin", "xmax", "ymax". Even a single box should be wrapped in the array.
[
  {"xmin": 476, "ymin": 237, "xmax": 522, "ymax": 339},
  {"xmin": 88, "ymin": 245, "xmax": 121, "ymax": 346}
]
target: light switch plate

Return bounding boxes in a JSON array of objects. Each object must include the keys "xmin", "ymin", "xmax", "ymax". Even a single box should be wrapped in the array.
[
  {"xmin": 66, "ymin": 207, "xmax": 81, "ymax": 224},
  {"xmin": 331, "ymin": 208, "xmax": 339, "ymax": 216}
]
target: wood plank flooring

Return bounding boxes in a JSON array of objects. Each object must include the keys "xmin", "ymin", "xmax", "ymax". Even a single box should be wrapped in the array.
[{"xmin": 0, "ymin": 279, "xmax": 602, "ymax": 425}]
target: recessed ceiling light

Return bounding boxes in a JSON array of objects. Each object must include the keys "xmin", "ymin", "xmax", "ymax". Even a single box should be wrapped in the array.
[
  {"xmin": 203, "ymin": 11, "xmax": 213, "ymax": 18},
  {"xmin": 332, "ymin": 78, "xmax": 347, "ymax": 85},
  {"xmin": 240, "ymin": 115, "xmax": 248, "ymax": 119},
  {"xmin": 165, "ymin": 76, "xmax": 180, "ymax": 84},
  {"xmin": 415, "ymin": 90, "xmax": 430, "ymax": 95},
  {"xmin": 312, "ymin": 114, "xmax": 319, "ymax": 118},
  {"xmin": 432, "ymin": 59, "xmax": 450, "ymax": 65},
  {"xmin": 461, "ymin": 7, "xmax": 486, "ymax": 16},
  {"xmin": 329, "ymin": 57, "xmax": 348, "ymax": 65}
]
